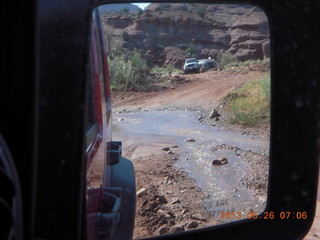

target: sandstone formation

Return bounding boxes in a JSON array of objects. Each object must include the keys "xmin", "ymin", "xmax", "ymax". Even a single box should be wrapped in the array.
[{"xmin": 102, "ymin": 3, "xmax": 270, "ymax": 67}]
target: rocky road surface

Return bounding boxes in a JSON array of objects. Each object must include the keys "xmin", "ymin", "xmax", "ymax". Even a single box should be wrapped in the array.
[{"xmin": 111, "ymin": 68, "xmax": 274, "ymax": 238}]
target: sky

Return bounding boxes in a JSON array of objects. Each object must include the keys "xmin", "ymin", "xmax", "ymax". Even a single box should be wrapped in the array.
[{"xmin": 132, "ymin": 3, "xmax": 151, "ymax": 10}]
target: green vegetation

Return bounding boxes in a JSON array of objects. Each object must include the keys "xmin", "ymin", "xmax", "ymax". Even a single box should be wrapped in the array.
[
  {"xmin": 119, "ymin": 7, "xmax": 129, "ymax": 15},
  {"xmin": 121, "ymin": 31, "xmax": 129, "ymax": 41},
  {"xmin": 151, "ymin": 65, "xmax": 181, "ymax": 75},
  {"xmin": 108, "ymin": 53, "xmax": 147, "ymax": 91},
  {"xmin": 185, "ymin": 43, "xmax": 197, "ymax": 57},
  {"xmin": 224, "ymin": 76, "xmax": 271, "ymax": 126},
  {"xmin": 216, "ymin": 52, "xmax": 238, "ymax": 69},
  {"xmin": 224, "ymin": 58, "xmax": 270, "ymax": 69}
]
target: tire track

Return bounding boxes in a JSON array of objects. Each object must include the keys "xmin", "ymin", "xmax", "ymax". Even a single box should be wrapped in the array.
[{"xmin": 123, "ymin": 142, "xmax": 141, "ymax": 159}]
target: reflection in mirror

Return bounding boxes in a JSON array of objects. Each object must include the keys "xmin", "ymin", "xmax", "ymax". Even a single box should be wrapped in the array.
[{"xmin": 87, "ymin": 2, "xmax": 270, "ymax": 239}]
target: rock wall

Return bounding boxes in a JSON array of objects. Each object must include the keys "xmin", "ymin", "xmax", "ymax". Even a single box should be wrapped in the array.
[{"xmin": 102, "ymin": 3, "xmax": 270, "ymax": 67}]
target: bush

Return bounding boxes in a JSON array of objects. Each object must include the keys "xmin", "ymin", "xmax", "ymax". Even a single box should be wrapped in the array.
[
  {"xmin": 151, "ymin": 65, "xmax": 181, "ymax": 75},
  {"xmin": 224, "ymin": 77, "xmax": 271, "ymax": 125},
  {"xmin": 216, "ymin": 52, "xmax": 238, "ymax": 69},
  {"xmin": 122, "ymin": 31, "xmax": 129, "ymax": 41},
  {"xmin": 185, "ymin": 43, "xmax": 197, "ymax": 57},
  {"xmin": 108, "ymin": 53, "xmax": 147, "ymax": 90}
]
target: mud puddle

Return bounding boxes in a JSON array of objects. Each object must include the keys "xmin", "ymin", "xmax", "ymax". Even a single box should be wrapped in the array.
[{"xmin": 113, "ymin": 110, "xmax": 269, "ymax": 222}]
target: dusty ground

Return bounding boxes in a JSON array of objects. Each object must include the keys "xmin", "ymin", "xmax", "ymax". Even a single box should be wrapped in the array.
[{"xmin": 133, "ymin": 151, "xmax": 219, "ymax": 238}]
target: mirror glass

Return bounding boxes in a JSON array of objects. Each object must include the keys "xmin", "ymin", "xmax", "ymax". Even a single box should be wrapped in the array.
[{"xmin": 89, "ymin": 2, "xmax": 270, "ymax": 239}]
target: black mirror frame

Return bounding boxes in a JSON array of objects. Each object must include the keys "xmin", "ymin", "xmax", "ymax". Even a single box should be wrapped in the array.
[{"xmin": 4, "ymin": 0, "xmax": 319, "ymax": 239}]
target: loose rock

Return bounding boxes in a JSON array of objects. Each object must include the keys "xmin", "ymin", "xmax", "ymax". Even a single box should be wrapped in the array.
[
  {"xmin": 159, "ymin": 227, "xmax": 170, "ymax": 235},
  {"xmin": 181, "ymin": 209, "xmax": 189, "ymax": 214},
  {"xmin": 186, "ymin": 221, "xmax": 199, "ymax": 229},
  {"xmin": 137, "ymin": 188, "xmax": 148, "ymax": 197},
  {"xmin": 210, "ymin": 109, "xmax": 221, "ymax": 119},
  {"xmin": 171, "ymin": 226, "xmax": 185, "ymax": 233},
  {"xmin": 192, "ymin": 213, "xmax": 206, "ymax": 221},
  {"xmin": 157, "ymin": 209, "xmax": 171, "ymax": 218},
  {"xmin": 156, "ymin": 195, "xmax": 168, "ymax": 204},
  {"xmin": 212, "ymin": 157, "xmax": 228, "ymax": 166},
  {"xmin": 162, "ymin": 147, "xmax": 170, "ymax": 151},
  {"xmin": 171, "ymin": 198, "xmax": 181, "ymax": 204}
]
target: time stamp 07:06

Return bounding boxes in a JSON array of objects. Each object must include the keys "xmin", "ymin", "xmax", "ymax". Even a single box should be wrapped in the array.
[{"xmin": 217, "ymin": 211, "xmax": 308, "ymax": 220}]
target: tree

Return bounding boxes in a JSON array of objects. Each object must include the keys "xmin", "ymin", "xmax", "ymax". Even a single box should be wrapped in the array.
[{"xmin": 185, "ymin": 43, "xmax": 197, "ymax": 57}]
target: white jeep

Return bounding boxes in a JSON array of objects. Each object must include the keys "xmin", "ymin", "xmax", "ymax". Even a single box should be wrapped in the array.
[{"xmin": 183, "ymin": 58, "xmax": 199, "ymax": 74}]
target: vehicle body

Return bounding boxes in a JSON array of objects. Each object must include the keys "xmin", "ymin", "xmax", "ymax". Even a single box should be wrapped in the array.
[
  {"xmin": 86, "ymin": 9, "xmax": 136, "ymax": 240},
  {"xmin": 2, "ymin": 0, "xmax": 319, "ymax": 240},
  {"xmin": 183, "ymin": 58, "xmax": 200, "ymax": 74},
  {"xmin": 198, "ymin": 58, "xmax": 217, "ymax": 72}
]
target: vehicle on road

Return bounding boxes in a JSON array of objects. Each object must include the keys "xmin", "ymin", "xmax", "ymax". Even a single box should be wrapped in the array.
[
  {"xmin": 183, "ymin": 58, "xmax": 200, "ymax": 74},
  {"xmin": 86, "ymin": 9, "xmax": 136, "ymax": 240},
  {"xmin": 198, "ymin": 58, "xmax": 217, "ymax": 72}
]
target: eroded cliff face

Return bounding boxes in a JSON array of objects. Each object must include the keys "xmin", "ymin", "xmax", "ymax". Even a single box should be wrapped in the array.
[{"xmin": 102, "ymin": 3, "xmax": 269, "ymax": 67}]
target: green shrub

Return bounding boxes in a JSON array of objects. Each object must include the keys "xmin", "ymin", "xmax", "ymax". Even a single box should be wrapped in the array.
[
  {"xmin": 217, "ymin": 52, "xmax": 238, "ymax": 69},
  {"xmin": 224, "ymin": 77, "xmax": 271, "ymax": 125},
  {"xmin": 151, "ymin": 65, "xmax": 181, "ymax": 75},
  {"xmin": 108, "ymin": 53, "xmax": 147, "ymax": 90},
  {"xmin": 122, "ymin": 31, "xmax": 129, "ymax": 41},
  {"xmin": 130, "ymin": 52, "xmax": 146, "ymax": 71},
  {"xmin": 185, "ymin": 43, "xmax": 197, "ymax": 57}
]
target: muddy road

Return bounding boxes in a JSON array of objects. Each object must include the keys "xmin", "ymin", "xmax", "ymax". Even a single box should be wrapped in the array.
[{"xmin": 111, "ymin": 68, "xmax": 271, "ymax": 238}]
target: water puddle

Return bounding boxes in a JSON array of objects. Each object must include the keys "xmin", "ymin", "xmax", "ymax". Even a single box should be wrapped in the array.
[{"xmin": 113, "ymin": 110, "xmax": 269, "ymax": 222}]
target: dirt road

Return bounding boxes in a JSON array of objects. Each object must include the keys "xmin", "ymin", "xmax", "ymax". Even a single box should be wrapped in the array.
[
  {"xmin": 111, "ymin": 67, "xmax": 273, "ymax": 238},
  {"xmin": 112, "ymin": 68, "xmax": 267, "ymax": 110}
]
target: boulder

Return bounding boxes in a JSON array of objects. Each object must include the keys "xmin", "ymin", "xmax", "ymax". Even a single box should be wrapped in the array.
[
  {"xmin": 212, "ymin": 157, "xmax": 228, "ymax": 166},
  {"xmin": 210, "ymin": 110, "xmax": 220, "ymax": 119}
]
